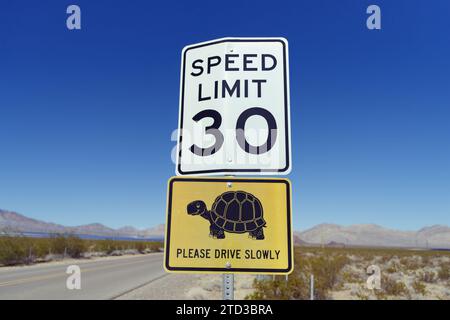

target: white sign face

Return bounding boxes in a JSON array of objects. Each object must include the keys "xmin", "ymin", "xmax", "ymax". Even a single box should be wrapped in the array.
[{"xmin": 176, "ymin": 37, "xmax": 291, "ymax": 175}]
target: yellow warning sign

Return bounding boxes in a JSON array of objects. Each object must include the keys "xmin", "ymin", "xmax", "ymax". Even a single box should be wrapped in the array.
[{"xmin": 164, "ymin": 177, "xmax": 293, "ymax": 274}]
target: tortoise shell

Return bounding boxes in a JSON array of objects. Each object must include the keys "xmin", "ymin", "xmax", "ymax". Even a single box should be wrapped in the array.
[{"xmin": 210, "ymin": 191, "xmax": 266, "ymax": 233}]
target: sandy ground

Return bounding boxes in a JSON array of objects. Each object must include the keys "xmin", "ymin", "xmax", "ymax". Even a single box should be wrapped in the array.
[
  {"xmin": 329, "ymin": 254, "xmax": 450, "ymax": 300},
  {"xmin": 116, "ymin": 273, "xmax": 256, "ymax": 300}
]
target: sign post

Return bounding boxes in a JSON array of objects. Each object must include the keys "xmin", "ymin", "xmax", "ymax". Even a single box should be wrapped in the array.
[
  {"xmin": 223, "ymin": 273, "xmax": 234, "ymax": 300},
  {"xmin": 166, "ymin": 37, "xmax": 293, "ymax": 300}
]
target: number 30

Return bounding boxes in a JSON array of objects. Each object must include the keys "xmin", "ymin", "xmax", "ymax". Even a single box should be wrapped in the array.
[{"xmin": 190, "ymin": 107, "xmax": 277, "ymax": 156}]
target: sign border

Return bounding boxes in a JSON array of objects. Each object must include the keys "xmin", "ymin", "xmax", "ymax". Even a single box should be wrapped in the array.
[
  {"xmin": 164, "ymin": 177, "xmax": 293, "ymax": 274},
  {"xmin": 176, "ymin": 37, "xmax": 291, "ymax": 176}
]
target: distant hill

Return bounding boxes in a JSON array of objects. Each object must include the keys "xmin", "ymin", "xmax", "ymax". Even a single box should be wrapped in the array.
[
  {"xmin": 2, "ymin": 208, "xmax": 449, "ymax": 248},
  {"xmin": 144, "ymin": 224, "xmax": 166, "ymax": 237},
  {"xmin": 0, "ymin": 209, "xmax": 164, "ymax": 239},
  {"xmin": 0, "ymin": 210, "xmax": 67, "ymax": 234},
  {"xmin": 295, "ymin": 223, "xmax": 450, "ymax": 249},
  {"xmin": 293, "ymin": 233, "xmax": 310, "ymax": 246}
]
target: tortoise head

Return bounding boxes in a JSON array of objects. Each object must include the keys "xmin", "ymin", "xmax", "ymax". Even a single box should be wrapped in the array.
[{"xmin": 187, "ymin": 200, "xmax": 207, "ymax": 215}]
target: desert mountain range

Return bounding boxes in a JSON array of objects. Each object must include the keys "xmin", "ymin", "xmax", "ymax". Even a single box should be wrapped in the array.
[
  {"xmin": 294, "ymin": 223, "xmax": 450, "ymax": 249},
  {"xmin": 0, "ymin": 209, "xmax": 164, "ymax": 238},
  {"xmin": 1, "ymin": 209, "xmax": 449, "ymax": 248}
]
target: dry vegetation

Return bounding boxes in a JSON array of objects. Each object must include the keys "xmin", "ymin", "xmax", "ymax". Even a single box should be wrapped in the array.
[
  {"xmin": 0, "ymin": 235, "xmax": 162, "ymax": 266},
  {"xmin": 248, "ymin": 246, "xmax": 450, "ymax": 300}
]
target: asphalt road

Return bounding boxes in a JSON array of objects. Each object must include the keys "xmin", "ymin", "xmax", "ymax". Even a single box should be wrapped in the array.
[{"xmin": 0, "ymin": 253, "xmax": 166, "ymax": 300}]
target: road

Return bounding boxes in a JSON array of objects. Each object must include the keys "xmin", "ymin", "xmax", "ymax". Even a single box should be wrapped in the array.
[{"xmin": 0, "ymin": 253, "xmax": 166, "ymax": 299}]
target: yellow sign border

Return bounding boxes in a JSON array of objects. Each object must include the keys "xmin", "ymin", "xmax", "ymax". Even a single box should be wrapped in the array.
[{"xmin": 164, "ymin": 176, "xmax": 293, "ymax": 274}]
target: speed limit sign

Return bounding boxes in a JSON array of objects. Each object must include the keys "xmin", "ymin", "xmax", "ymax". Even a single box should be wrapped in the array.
[{"xmin": 176, "ymin": 37, "xmax": 291, "ymax": 175}]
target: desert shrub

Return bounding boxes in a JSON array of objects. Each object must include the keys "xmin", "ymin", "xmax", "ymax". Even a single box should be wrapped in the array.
[
  {"xmin": 32, "ymin": 238, "xmax": 52, "ymax": 258},
  {"xmin": 147, "ymin": 242, "xmax": 162, "ymax": 252},
  {"xmin": 341, "ymin": 270, "xmax": 361, "ymax": 284},
  {"xmin": 379, "ymin": 255, "xmax": 394, "ymax": 264},
  {"xmin": 308, "ymin": 253, "xmax": 348, "ymax": 295},
  {"xmin": 382, "ymin": 276, "xmax": 409, "ymax": 296},
  {"xmin": 0, "ymin": 234, "xmax": 162, "ymax": 266},
  {"xmin": 96, "ymin": 239, "xmax": 117, "ymax": 254},
  {"xmin": 135, "ymin": 241, "xmax": 147, "ymax": 253},
  {"xmin": 0, "ymin": 236, "xmax": 64, "ymax": 265},
  {"xmin": 412, "ymin": 280, "xmax": 427, "ymax": 295},
  {"xmin": 354, "ymin": 286, "xmax": 370, "ymax": 300},
  {"xmin": 386, "ymin": 261, "xmax": 402, "ymax": 274},
  {"xmin": 248, "ymin": 275, "xmax": 310, "ymax": 300},
  {"xmin": 418, "ymin": 271, "xmax": 437, "ymax": 283},
  {"xmin": 438, "ymin": 264, "xmax": 450, "ymax": 281},
  {"xmin": 400, "ymin": 256, "xmax": 422, "ymax": 271},
  {"xmin": 0, "ymin": 236, "xmax": 29, "ymax": 265},
  {"xmin": 66, "ymin": 236, "xmax": 88, "ymax": 258},
  {"xmin": 49, "ymin": 235, "xmax": 68, "ymax": 255},
  {"xmin": 248, "ymin": 248, "xmax": 349, "ymax": 300},
  {"xmin": 421, "ymin": 255, "xmax": 430, "ymax": 265},
  {"xmin": 93, "ymin": 239, "xmax": 161, "ymax": 254}
]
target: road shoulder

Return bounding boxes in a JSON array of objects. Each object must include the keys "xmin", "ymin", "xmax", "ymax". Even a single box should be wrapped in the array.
[{"xmin": 115, "ymin": 273, "xmax": 255, "ymax": 300}]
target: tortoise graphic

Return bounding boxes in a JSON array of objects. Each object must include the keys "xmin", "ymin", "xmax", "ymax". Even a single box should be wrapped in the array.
[{"xmin": 187, "ymin": 191, "xmax": 266, "ymax": 240}]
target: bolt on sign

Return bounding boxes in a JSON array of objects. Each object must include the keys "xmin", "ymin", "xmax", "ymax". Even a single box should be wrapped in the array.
[
  {"xmin": 176, "ymin": 37, "xmax": 291, "ymax": 175},
  {"xmin": 164, "ymin": 177, "xmax": 293, "ymax": 274}
]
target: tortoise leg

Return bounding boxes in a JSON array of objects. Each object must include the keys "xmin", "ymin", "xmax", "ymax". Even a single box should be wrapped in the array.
[
  {"xmin": 210, "ymin": 224, "xmax": 225, "ymax": 239},
  {"xmin": 249, "ymin": 228, "xmax": 265, "ymax": 240},
  {"xmin": 216, "ymin": 229, "xmax": 225, "ymax": 239}
]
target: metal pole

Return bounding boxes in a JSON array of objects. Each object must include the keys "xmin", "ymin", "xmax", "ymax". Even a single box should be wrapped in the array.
[
  {"xmin": 310, "ymin": 274, "xmax": 314, "ymax": 300},
  {"xmin": 223, "ymin": 273, "xmax": 234, "ymax": 300}
]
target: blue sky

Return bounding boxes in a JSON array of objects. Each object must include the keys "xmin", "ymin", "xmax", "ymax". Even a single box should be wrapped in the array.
[{"xmin": 0, "ymin": 0, "xmax": 449, "ymax": 231}]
